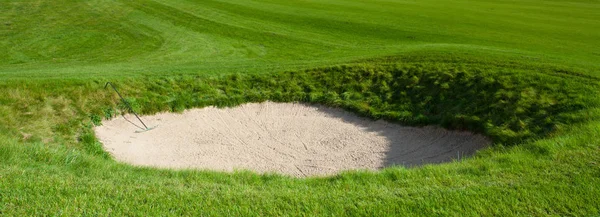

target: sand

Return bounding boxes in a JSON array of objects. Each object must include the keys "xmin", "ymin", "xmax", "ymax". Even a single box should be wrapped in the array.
[{"xmin": 94, "ymin": 102, "xmax": 490, "ymax": 177}]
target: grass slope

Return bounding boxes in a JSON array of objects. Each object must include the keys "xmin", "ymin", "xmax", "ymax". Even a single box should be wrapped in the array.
[
  {"xmin": 1, "ymin": 0, "xmax": 599, "ymax": 78},
  {"xmin": 1, "ymin": 0, "xmax": 600, "ymax": 215}
]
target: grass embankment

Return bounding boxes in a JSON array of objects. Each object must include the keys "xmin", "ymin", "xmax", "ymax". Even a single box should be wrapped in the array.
[
  {"xmin": 1, "ymin": 0, "xmax": 600, "ymax": 215},
  {"xmin": 2, "ymin": 63, "xmax": 600, "ymax": 215}
]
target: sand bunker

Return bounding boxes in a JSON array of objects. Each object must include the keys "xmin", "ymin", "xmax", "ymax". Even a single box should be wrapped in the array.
[{"xmin": 94, "ymin": 102, "xmax": 490, "ymax": 177}]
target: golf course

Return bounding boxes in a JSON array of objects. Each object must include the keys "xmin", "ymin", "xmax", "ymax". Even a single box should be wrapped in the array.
[{"xmin": 1, "ymin": 0, "xmax": 599, "ymax": 215}]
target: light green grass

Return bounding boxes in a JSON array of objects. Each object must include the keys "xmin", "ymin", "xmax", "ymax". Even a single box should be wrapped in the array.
[
  {"xmin": 1, "ymin": 0, "xmax": 599, "ymax": 79},
  {"xmin": 1, "ymin": 0, "xmax": 600, "ymax": 215}
]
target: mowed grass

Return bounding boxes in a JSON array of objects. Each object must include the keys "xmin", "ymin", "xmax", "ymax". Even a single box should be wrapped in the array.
[
  {"xmin": 1, "ymin": 0, "xmax": 600, "ymax": 215},
  {"xmin": 1, "ymin": 0, "xmax": 599, "ymax": 78}
]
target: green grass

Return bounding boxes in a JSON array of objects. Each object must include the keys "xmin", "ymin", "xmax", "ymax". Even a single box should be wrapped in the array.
[
  {"xmin": 1, "ymin": 0, "xmax": 599, "ymax": 79},
  {"xmin": 1, "ymin": 0, "xmax": 600, "ymax": 215}
]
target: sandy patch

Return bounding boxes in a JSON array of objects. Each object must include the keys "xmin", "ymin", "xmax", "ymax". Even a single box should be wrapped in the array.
[{"xmin": 94, "ymin": 102, "xmax": 490, "ymax": 177}]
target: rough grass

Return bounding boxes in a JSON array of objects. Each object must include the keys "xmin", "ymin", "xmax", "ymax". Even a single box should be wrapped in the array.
[
  {"xmin": 2, "ymin": 63, "xmax": 600, "ymax": 215},
  {"xmin": 1, "ymin": 0, "xmax": 600, "ymax": 216}
]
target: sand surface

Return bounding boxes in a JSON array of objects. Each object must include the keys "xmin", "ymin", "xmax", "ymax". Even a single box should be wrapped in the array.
[{"xmin": 94, "ymin": 102, "xmax": 490, "ymax": 177}]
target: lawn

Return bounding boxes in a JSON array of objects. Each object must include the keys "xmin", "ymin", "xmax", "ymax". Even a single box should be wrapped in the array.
[{"xmin": 1, "ymin": 0, "xmax": 599, "ymax": 215}]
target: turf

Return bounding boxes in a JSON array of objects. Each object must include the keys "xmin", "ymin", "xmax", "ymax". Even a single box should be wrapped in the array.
[
  {"xmin": 1, "ymin": 0, "xmax": 600, "ymax": 215},
  {"xmin": 1, "ymin": 0, "xmax": 599, "ymax": 79}
]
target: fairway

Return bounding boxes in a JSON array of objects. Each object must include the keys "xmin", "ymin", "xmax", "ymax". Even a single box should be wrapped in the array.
[
  {"xmin": 2, "ymin": 0, "xmax": 599, "ymax": 79},
  {"xmin": 1, "ymin": 0, "xmax": 600, "ymax": 215}
]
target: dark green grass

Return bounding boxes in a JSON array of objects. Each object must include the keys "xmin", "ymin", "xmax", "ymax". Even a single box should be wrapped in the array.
[{"xmin": 1, "ymin": 0, "xmax": 600, "ymax": 215}]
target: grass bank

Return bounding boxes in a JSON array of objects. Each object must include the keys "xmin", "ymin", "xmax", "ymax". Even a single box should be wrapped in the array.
[{"xmin": 2, "ymin": 62, "xmax": 600, "ymax": 215}]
